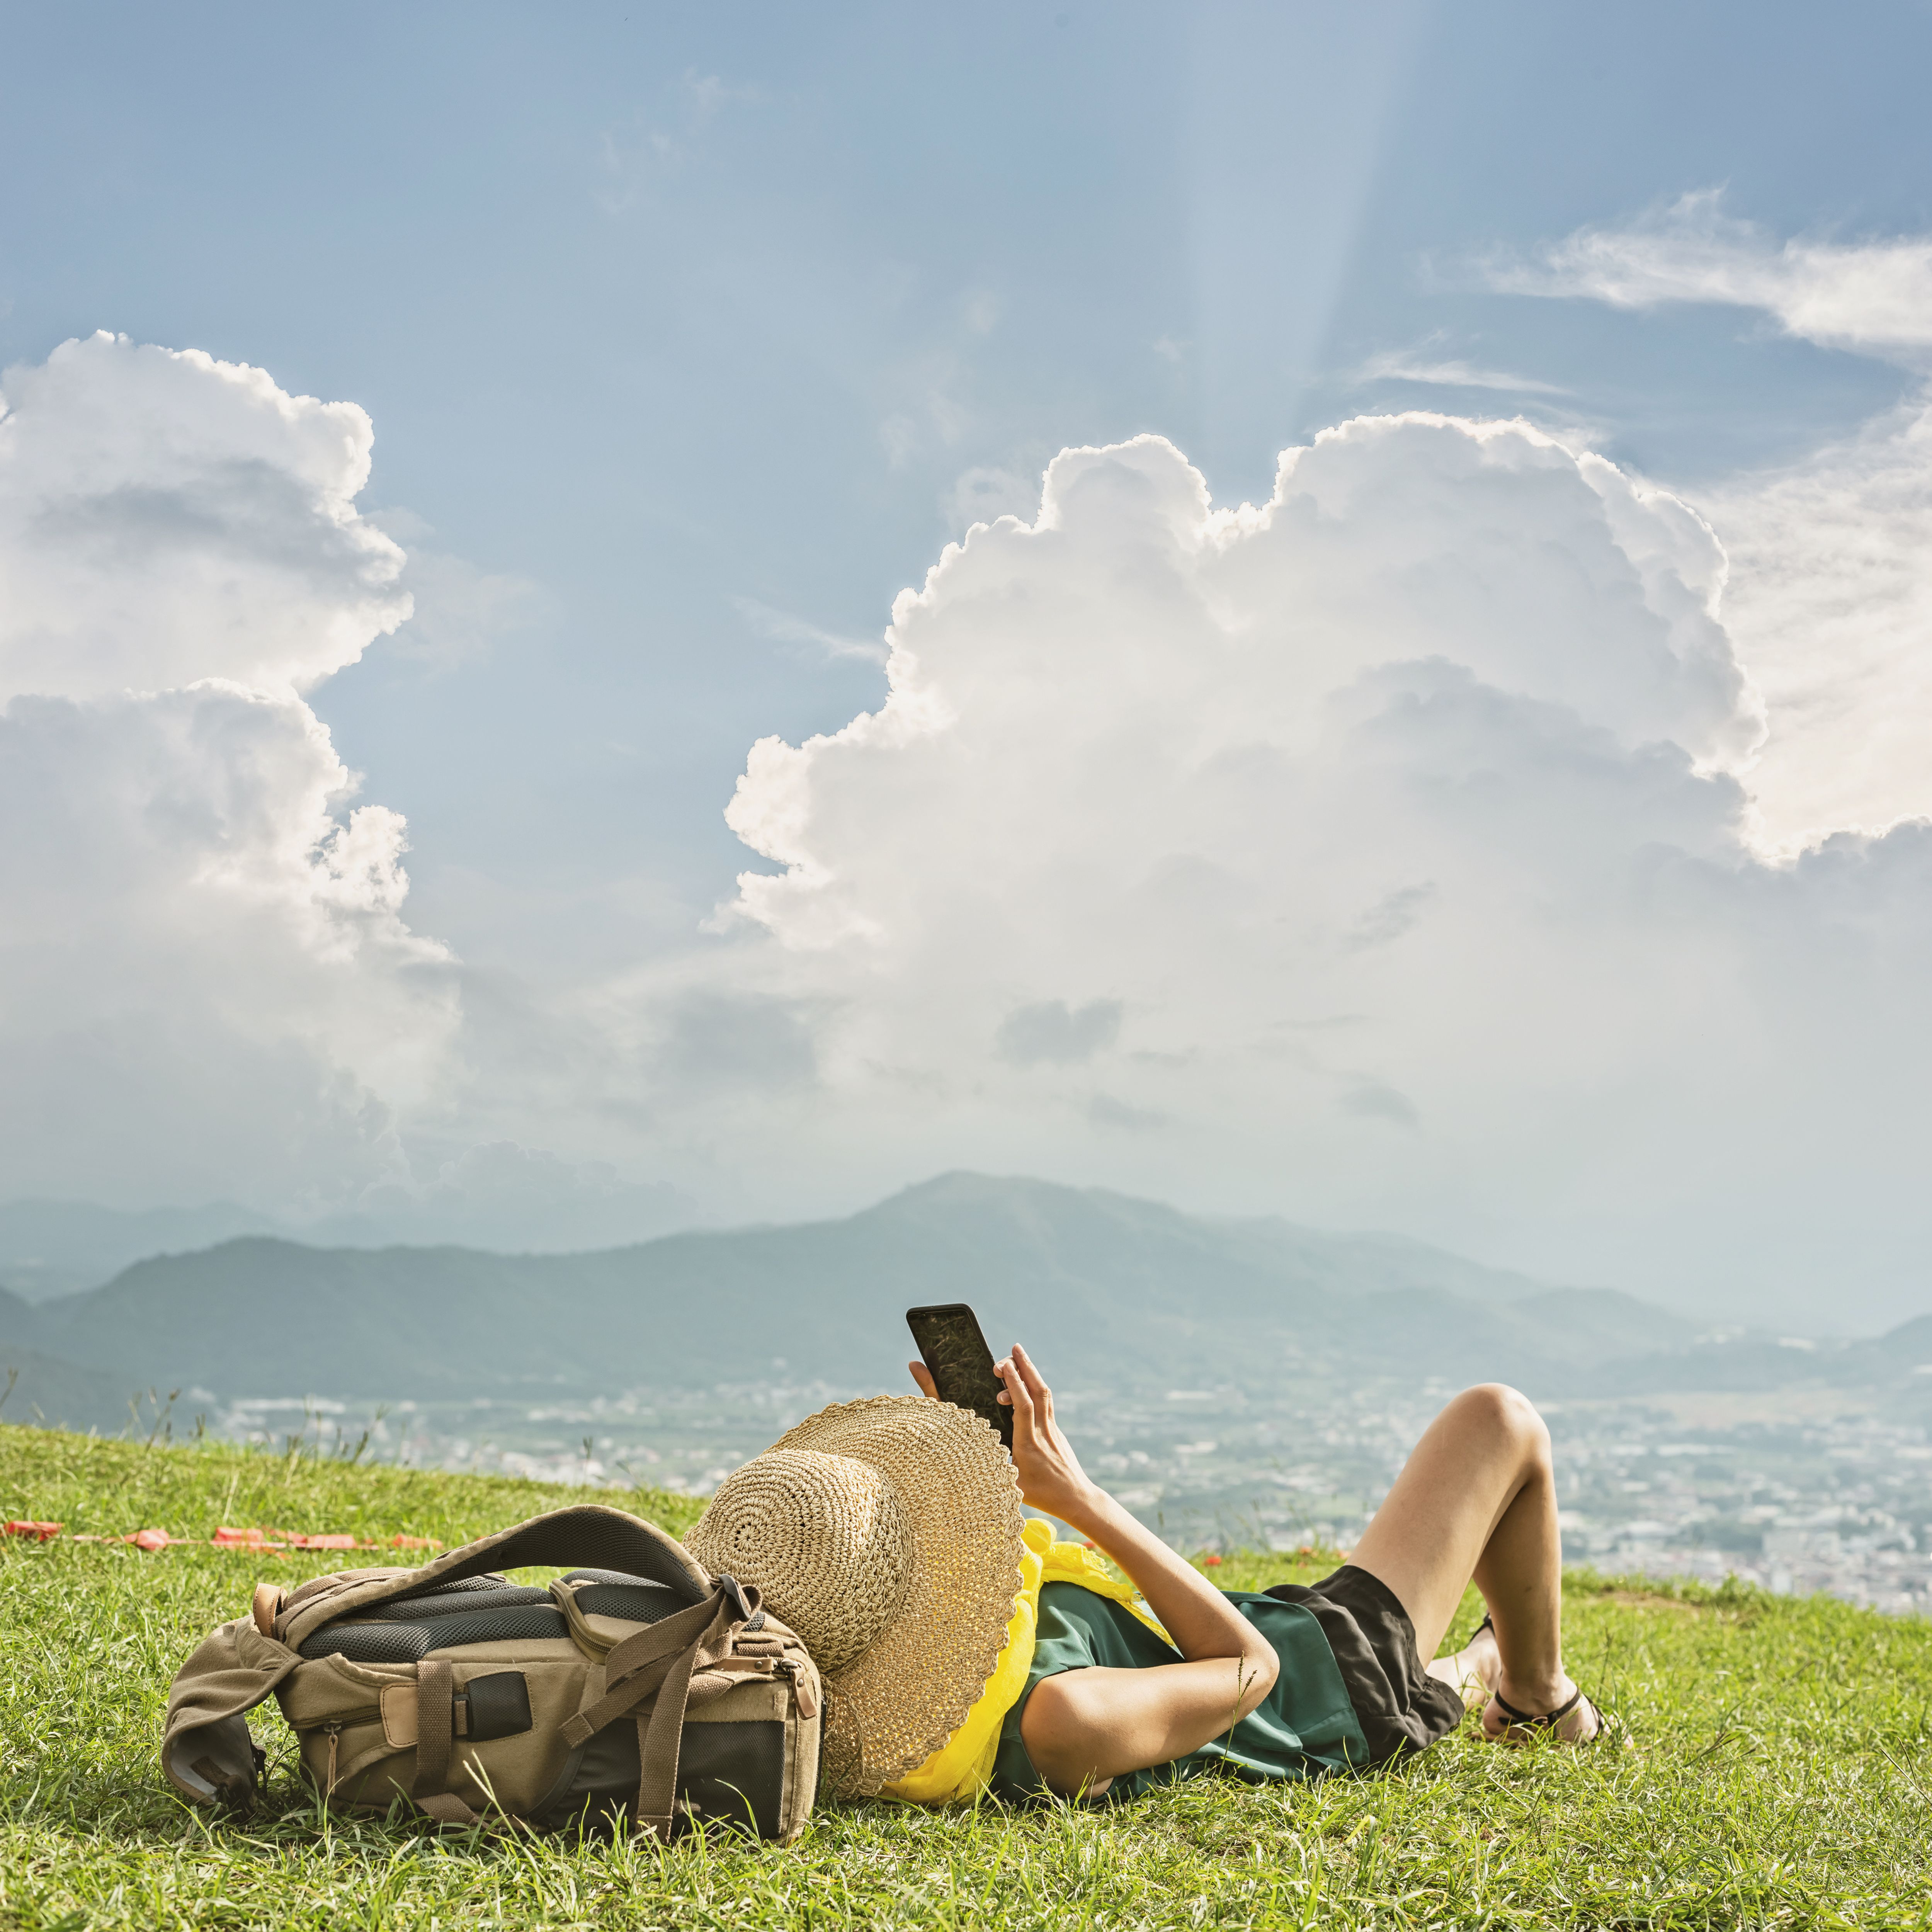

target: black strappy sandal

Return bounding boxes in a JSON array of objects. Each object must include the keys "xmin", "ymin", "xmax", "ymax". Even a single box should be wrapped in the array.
[
  {"xmin": 1485, "ymin": 1682, "xmax": 1609, "ymax": 1745},
  {"xmin": 1467, "ymin": 1615, "xmax": 1611, "ymax": 1742}
]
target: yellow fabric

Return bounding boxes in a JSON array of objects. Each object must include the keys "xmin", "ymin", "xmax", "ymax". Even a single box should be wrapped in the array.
[{"xmin": 881, "ymin": 1519, "xmax": 1171, "ymax": 1806}]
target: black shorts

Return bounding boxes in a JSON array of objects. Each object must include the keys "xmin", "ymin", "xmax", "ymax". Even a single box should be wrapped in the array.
[{"xmin": 1264, "ymin": 1566, "xmax": 1468, "ymax": 1764}]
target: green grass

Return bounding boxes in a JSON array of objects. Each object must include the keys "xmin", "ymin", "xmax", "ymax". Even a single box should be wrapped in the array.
[{"xmin": 3, "ymin": 1422, "xmax": 1930, "ymax": 1930}]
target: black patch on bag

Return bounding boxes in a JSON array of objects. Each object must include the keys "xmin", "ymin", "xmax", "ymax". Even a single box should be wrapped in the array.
[
  {"xmin": 530, "ymin": 1716, "xmax": 638, "ymax": 1835},
  {"xmin": 459, "ymin": 1671, "xmax": 533, "ymax": 1742},
  {"xmin": 678, "ymin": 1719, "xmax": 786, "ymax": 1838},
  {"xmin": 528, "ymin": 1716, "xmax": 787, "ymax": 1840}
]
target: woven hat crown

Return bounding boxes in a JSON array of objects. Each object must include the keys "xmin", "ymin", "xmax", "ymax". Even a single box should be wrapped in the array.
[{"xmin": 687, "ymin": 1447, "xmax": 915, "ymax": 1675}]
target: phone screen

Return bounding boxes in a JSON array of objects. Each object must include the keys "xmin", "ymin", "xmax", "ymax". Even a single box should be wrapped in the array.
[{"xmin": 905, "ymin": 1303, "xmax": 1015, "ymax": 1450}]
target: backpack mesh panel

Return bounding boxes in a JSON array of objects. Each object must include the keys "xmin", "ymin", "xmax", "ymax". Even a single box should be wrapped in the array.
[
  {"xmin": 357, "ymin": 1584, "xmax": 553, "ymax": 1622},
  {"xmin": 299, "ymin": 1604, "xmax": 570, "ymax": 1663}
]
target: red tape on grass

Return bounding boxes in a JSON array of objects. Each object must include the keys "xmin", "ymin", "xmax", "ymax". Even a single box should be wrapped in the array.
[{"xmin": 6, "ymin": 1520, "xmax": 439, "ymax": 1552}]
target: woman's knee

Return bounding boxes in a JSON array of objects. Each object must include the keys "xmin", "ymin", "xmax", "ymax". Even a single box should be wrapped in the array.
[{"xmin": 1451, "ymin": 1382, "xmax": 1551, "ymax": 1461}]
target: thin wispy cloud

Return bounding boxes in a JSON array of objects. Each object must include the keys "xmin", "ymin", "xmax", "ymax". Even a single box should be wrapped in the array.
[
  {"xmin": 364, "ymin": 509, "xmax": 543, "ymax": 673},
  {"xmin": 682, "ymin": 70, "xmax": 760, "ymax": 129},
  {"xmin": 1355, "ymin": 344, "xmax": 1569, "ymax": 395},
  {"xmin": 944, "ymin": 463, "xmax": 1041, "ymax": 532},
  {"xmin": 595, "ymin": 69, "xmax": 759, "ymax": 211},
  {"xmin": 731, "ymin": 595, "xmax": 888, "ymax": 666},
  {"xmin": 1487, "ymin": 190, "xmax": 1932, "ymax": 362}
]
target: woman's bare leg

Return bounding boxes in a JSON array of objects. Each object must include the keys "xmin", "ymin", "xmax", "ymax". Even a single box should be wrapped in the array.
[{"xmin": 1344, "ymin": 1383, "xmax": 1594, "ymax": 1740}]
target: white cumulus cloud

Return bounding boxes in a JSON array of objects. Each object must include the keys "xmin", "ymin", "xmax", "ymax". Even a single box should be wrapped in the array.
[
  {"xmin": 727, "ymin": 419, "xmax": 1758, "ymax": 960},
  {"xmin": 687, "ymin": 421, "xmax": 1932, "ymax": 1325},
  {"xmin": 1, "ymin": 333, "xmax": 411, "ymax": 701},
  {"xmin": 0, "ymin": 334, "xmax": 457, "ymax": 1208}
]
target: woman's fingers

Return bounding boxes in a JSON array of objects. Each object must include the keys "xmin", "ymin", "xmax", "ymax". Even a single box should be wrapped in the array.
[
  {"xmin": 1010, "ymin": 1343, "xmax": 1056, "ymax": 1425},
  {"xmin": 998, "ymin": 1356, "xmax": 1039, "ymax": 1436},
  {"xmin": 908, "ymin": 1361, "xmax": 938, "ymax": 1398}
]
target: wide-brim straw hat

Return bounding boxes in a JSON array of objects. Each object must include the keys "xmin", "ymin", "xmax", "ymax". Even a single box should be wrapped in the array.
[{"xmin": 684, "ymin": 1394, "xmax": 1025, "ymax": 1797}]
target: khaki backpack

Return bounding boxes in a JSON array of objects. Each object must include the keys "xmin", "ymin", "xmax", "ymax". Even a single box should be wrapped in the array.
[{"xmin": 162, "ymin": 1503, "xmax": 821, "ymax": 1842}]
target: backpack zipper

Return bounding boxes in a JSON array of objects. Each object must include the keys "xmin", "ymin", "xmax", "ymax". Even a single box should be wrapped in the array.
[{"xmin": 310, "ymin": 1704, "xmax": 383, "ymax": 1795}]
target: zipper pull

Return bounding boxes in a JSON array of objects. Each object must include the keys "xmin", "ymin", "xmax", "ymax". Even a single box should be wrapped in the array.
[{"xmin": 322, "ymin": 1721, "xmax": 343, "ymax": 1794}]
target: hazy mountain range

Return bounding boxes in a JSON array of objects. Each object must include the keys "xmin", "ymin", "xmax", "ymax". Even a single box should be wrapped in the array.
[
  {"xmin": 4, "ymin": 1173, "xmax": 1929, "ymax": 1436},
  {"xmin": 0, "ymin": 1157, "xmax": 695, "ymax": 1303}
]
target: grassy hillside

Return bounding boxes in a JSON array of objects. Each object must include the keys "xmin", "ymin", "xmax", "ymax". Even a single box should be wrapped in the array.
[{"xmin": 3, "ymin": 1420, "xmax": 1930, "ymax": 1930}]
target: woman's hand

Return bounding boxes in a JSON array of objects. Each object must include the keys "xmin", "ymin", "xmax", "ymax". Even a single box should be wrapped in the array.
[
  {"xmin": 908, "ymin": 1342, "xmax": 1100, "ymax": 1527},
  {"xmin": 996, "ymin": 1342, "xmax": 1102, "ymax": 1527}
]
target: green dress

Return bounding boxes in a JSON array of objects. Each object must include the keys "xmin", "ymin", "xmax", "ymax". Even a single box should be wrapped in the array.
[{"xmin": 988, "ymin": 1581, "xmax": 1370, "ymax": 1803}]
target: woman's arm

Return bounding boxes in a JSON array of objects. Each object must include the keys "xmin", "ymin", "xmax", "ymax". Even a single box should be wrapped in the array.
[{"xmin": 908, "ymin": 1342, "xmax": 1279, "ymax": 1795}]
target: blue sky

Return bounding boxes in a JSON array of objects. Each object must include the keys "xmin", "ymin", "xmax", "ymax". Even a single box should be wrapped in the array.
[
  {"xmin": 7, "ymin": 0, "xmax": 1922, "ymax": 957},
  {"xmin": 5, "ymin": 3, "xmax": 1932, "ymax": 1323}
]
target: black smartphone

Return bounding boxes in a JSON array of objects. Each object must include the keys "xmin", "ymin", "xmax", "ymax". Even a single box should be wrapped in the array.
[{"xmin": 905, "ymin": 1303, "xmax": 1015, "ymax": 1451}]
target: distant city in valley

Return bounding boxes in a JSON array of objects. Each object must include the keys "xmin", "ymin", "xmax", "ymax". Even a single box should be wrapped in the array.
[
  {"xmin": 175, "ymin": 1374, "xmax": 1930, "ymax": 1621},
  {"xmin": 5, "ymin": 1174, "xmax": 1928, "ymax": 1618}
]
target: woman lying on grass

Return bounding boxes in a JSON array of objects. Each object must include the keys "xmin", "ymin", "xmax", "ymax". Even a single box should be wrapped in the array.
[
  {"xmin": 952, "ymin": 1344, "xmax": 1601, "ymax": 1801},
  {"xmin": 685, "ymin": 1345, "xmax": 1605, "ymax": 1806}
]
